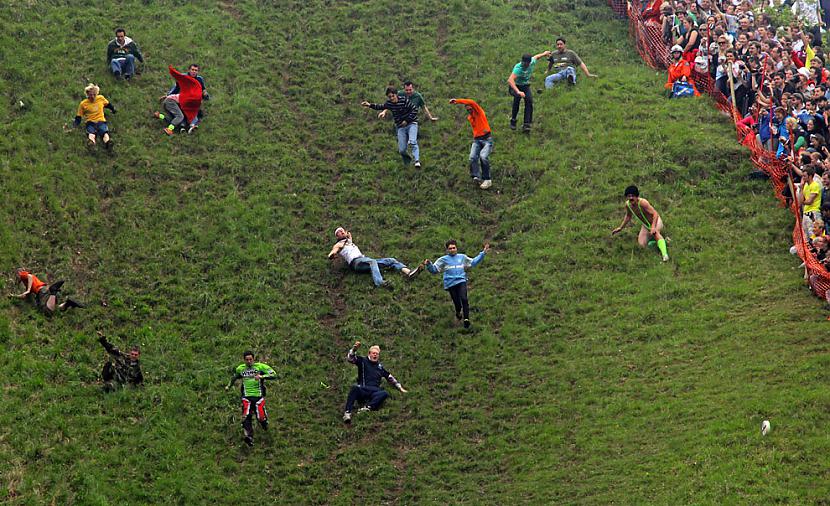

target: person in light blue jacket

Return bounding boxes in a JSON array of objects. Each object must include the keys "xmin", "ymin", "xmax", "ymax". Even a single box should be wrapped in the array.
[{"xmin": 425, "ymin": 240, "xmax": 489, "ymax": 328}]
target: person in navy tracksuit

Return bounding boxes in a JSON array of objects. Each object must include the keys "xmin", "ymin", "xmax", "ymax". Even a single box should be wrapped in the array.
[
  {"xmin": 342, "ymin": 341, "xmax": 407, "ymax": 424},
  {"xmin": 425, "ymin": 240, "xmax": 489, "ymax": 328}
]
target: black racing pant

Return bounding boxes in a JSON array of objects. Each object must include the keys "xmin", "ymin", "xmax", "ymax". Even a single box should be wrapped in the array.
[
  {"xmin": 447, "ymin": 282, "xmax": 469, "ymax": 320},
  {"xmin": 509, "ymin": 84, "xmax": 533, "ymax": 126},
  {"xmin": 345, "ymin": 385, "xmax": 388, "ymax": 413},
  {"xmin": 241, "ymin": 396, "xmax": 268, "ymax": 438}
]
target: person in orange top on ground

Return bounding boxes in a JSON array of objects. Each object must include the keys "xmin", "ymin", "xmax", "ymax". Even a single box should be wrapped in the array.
[
  {"xmin": 9, "ymin": 268, "xmax": 84, "ymax": 314},
  {"xmin": 665, "ymin": 45, "xmax": 700, "ymax": 97},
  {"xmin": 449, "ymin": 98, "xmax": 493, "ymax": 190}
]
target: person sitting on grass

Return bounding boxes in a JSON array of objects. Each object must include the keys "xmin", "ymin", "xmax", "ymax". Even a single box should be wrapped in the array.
[
  {"xmin": 342, "ymin": 341, "xmax": 407, "ymax": 424},
  {"xmin": 665, "ymin": 45, "xmax": 700, "ymax": 97},
  {"xmin": 161, "ymin": 63, "xmax": 209, "ymax": 133},
  {"xmin": 611, "ymin": 185, "xmax": 670, "ymax": 262},
  {"xmin": 327, "ymin": 227, "xmax": 421, "ymax": 288},
  {"xmin": 9, "ymin": 268, "xmax": 84, "ymax": 314},
  {"xmin": 424, "ymin": 240, "xmax": 489, "ymax": 329},
  {"xmin": 73, "ymin": 84, "xmax": 116, "ymax": 152},
  {"xmin": 106, "ymin": 28, "xmax": 144, "ymax": 80},
  {"xmin": 153, "ymin": 66, "xmax": 203, "ymax": 136},
  {"xmin": 544, "ymin": 37, "xmax": 596, "ymax": 90},
  {"xmin": 98, "ymin": 334, "xmax": 143, "ymax": 392}
]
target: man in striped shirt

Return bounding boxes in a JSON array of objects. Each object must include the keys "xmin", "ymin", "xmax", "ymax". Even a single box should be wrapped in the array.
[{"xmin": 361, "ymin": 87, "xmax": 422, "ymax": 168}]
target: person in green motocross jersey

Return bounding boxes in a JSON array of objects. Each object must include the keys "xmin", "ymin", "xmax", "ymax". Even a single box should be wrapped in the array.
[{"xmin": 226, "ymin": 351, "xmax": 277, "ymax": 447}]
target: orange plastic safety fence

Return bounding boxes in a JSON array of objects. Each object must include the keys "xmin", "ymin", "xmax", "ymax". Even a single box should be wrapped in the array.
[{"xmin": 612, "ymin": 0, "xmax": 830, "ymax": 301}]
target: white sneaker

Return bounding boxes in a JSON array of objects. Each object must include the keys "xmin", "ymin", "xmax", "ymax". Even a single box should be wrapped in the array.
[
  {"xmin": 662, "ymin": 254, "xmax": 669, "ymax": 262},
  {"xmin": 414, "ymin": 161, "xmax": 422, "ymax": 169},
  {"xmin": 342, "ymin": 411, "xmax": 352, "ymax": 423},
  {"xmin": 479, "ymin": 180, "xmax": 492, "ymax": 190},
  {"xmin": 357, "ymin": 406, "xmax": 371, "ymax": 414}
]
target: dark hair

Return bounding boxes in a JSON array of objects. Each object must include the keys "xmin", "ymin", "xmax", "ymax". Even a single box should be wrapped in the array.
[
  {"xmin": 385, "ymin": 86, "xmax": 397, "ymax": 96},
  {"xmin": 115, "ymin": 28, "xmax": 126, "ymax": 35},
  {"xmin": 403, "ymin": 80, "xmax": 413, "ymax": 87},
  {"xmin": 624, "ymin": 185, "xmax": 639, "ymax": 197},
  {"xmin": 189, "ymin": 63, "xmax": 200, "ymax": 69},
  {"xmin": 556, "ymin": 37, "xmax": 566, "ymax": 44},
  {"xmin": 521, "ymin": 53, "xmax": 532, "ymax": 63},
  {"xmin": 806, "ymin": 165, "xmax": 816, "ymax": 176},
  {"xmin": 243, "ymin": 350, "xmax": 254, "ymax": 358},
  {"xmin": 130, "ymin": 345, "xmax": 140, "ymax": 353},
  {"xmin": 445, "ymin": 239, "xmax": 457, "ymax": 249}
]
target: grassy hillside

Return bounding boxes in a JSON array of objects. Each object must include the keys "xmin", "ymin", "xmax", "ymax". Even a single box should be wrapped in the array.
[{"xmin": 1, "ymin": 0, "xmax": 828, "ymax": 504}]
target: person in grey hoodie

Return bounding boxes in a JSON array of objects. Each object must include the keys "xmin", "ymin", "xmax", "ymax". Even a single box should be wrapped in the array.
[{"xmin": 106, "ymin": 28, "xmax": 144, "ymax": 80}]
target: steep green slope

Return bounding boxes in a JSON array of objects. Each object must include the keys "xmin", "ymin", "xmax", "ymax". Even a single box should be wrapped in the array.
[{"xmin": 1, "ymin": 1, "xmax": 828, "ymax": 504}]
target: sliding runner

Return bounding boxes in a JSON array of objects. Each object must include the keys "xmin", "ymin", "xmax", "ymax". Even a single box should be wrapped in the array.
[{"xmin": 611, "ymin": 185, "xmax": 670, "ymax": 262}]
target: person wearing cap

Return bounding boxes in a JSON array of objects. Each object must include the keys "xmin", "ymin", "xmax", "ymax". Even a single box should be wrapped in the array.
[
  {"xmin": 507, "ymin": 50, "xmax": 551, "ymax": 132},
  {"xmin": 665, "ymin": 45, "xmax": 700, "ymax": 97},
  {"xmin": 326, "ymin": 227, "xmax": 421, "ymax": 288},
  {"xmin": 543, "ymin": 38, "xmax": 596, "ymax": 91}
]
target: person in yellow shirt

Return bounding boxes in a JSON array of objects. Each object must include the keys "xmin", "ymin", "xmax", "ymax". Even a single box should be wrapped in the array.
[
  {"xmin": 73, "ymin": 84, "xmax": 116, "ymax": 151},
  {"xmin": 800, "ymin": 165, "xmax": 822, "ymax": 238}
]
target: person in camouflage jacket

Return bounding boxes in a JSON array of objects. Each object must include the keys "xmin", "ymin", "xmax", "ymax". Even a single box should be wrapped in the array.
[{"xmin": 98, "ymin": 334, "xmax": 143, "ymax": 392}]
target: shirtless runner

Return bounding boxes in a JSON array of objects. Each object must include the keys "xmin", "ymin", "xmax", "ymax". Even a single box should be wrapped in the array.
[{"xmin": 611, "ymin": 185, "xmax": 670, "ymax": 262}]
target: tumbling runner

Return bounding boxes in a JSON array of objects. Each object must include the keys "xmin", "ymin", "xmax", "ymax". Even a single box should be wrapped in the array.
[
  {"xmin": 342, "ymin": 341, "xmax": 407, "ymax": 424},
  {"xmin": 98, "ymin": 334, "xmax": 143, "ymax": 392},
  {"xmin": 424, "ymin": 240, "xmax": 489, "ymax": 329},
  {"xmin": 9, "ymin": 268, "xmax": 84, "ymax": 314},
  {"xmin": 611, "ymin": 185, "xmax": 670, "ymax": 262},
  {"xmin": 327, "ymin": 227, "xmax": 421, "ymax": 288},
  {"xmin": 361, "ymin": 87, "xmax": 422, "ymax": 168},
  {"xmin": 449, "ymin": 98, "xmax": 493, "ymax": 189},
  {"xmin": 226, "ymin": 351, "xmax": 277, "ymax": 447},
  {"xmin": 73, "ymin": 84, "xmax": 116, "ymax": 152}
]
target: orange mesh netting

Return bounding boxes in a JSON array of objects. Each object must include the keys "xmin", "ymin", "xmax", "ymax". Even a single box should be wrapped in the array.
[{"xmin": 612, "ymin": 0, "xmax": 830, "ymax": 302}]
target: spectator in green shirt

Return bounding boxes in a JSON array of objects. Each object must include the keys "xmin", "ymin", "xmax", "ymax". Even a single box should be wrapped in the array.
[{"xmin": 507, "ymin": 51, "xmax": 551, "ymax": 132}]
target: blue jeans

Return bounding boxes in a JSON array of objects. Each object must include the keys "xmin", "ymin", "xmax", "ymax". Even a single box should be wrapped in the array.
[
  {"xmin": 396, "ymin": 122, "xmax": 419, "ymax": 164},
  {"xmin": 352, "ymin": 256, "xmax": 406, "ymax": 286},
  {"xmin": 544, "ymin": 66, "xmax": 576, "ymax": 88},
  {"xmin": 110, "ymin": 55, "xmax": 135, "ymax": 77},
  {"xmin": 469, "ymin": 136, "xmax": 493, "ymax": 180}
]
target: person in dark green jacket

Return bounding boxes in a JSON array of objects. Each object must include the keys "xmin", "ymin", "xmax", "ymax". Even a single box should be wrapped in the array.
[
  {"xmin": 106, "ymin": 28, "xmax": 144, "ymax": 80},
  {"xmin": 226, "ymin": 351, "xmax": 277, "ymax": 447}
]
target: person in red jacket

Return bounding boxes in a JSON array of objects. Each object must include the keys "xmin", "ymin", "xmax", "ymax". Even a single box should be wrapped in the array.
[
  {"xmin": 665, "ymin": 45, "xmax": 700, "ymax": 97},
  {"xmin": 450, "ymin": 98, "xmax": 493, "ymax": 189}
]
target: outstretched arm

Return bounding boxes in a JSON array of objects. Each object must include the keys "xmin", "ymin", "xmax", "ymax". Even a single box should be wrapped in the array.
[
  {"xmin": 384, "ymin": 370, "xmax": 407, "ymax": 393},
  {"xmin": 611, "ymin": 207, "xmax": 632, "ymax": 235},
  {"xmin": 225, "ymin": 371, "xmax": 241, "ymax": 390},
  {"xmin": 327, "ymin": 240, "xmax": 346, "ymax": 259},
  {"xmin": 580, "ymin": 62, "xmax": 597, "ymax": 78},
  {"xmin": 98, "ymin": 335, "xmax": 122, "ymax": 357},
  {"xmin": 346, "ymin": 341, "xmax": 360, "ymax": 363},
  {"xmin": 13, "ymin": 274, "xmax": 35, "ymax": 298},
  {"xmin": 422, "ymin": 103, "xmax": 438, "ymax": 121}
]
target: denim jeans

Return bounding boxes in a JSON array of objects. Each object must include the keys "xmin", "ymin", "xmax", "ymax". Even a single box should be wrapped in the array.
[
  {"xmin": 544, "ymin": 66, "xmax": 576, "ymax": 88},
  {"xmin": 509, "ymin": 85, "xmax": 533, "ymax": 125},
  {"xmin": 352, "ymin": 256, "xmax": 406, "ymax": 286},
  {"xmin": 469, "ymin": 136, "xmax": 493, "ymax": 180},
  {"xmin": 396, "ymin": 122, "xmax": 419, "ymax": 164},
  {"xmin": 110, "ymin": 55, "xmax": 135, "ymax": 77}
]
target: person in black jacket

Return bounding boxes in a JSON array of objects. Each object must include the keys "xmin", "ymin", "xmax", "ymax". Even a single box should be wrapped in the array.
[
  {"xmin": 342, "ymin": 341, "xmax": 407, "ymax": 424},
  {"xmin": 98, "ymin": 334, "xmax": 143, "ymax": 392},
  {"xmin": 361, "ymin": 87, "xmax": 422, "ymax": 168}
]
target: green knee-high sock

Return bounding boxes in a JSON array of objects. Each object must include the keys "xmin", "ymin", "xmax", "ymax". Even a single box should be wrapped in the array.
[
  {"xmin": 657, "ymin": 238, "xmax": 668, "ymax": 258},
  {"xmin": 647, "ymin": 240, "xmax": 656, "ymax": 248},
  {"xmin": 158, "ymin": 113, "xmax": 166, "ymax": 121}
]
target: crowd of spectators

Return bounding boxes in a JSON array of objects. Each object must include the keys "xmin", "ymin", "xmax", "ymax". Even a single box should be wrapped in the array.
[{"xmin": 644, "ymin": 1, "xmax": 830, "ymax": 257}]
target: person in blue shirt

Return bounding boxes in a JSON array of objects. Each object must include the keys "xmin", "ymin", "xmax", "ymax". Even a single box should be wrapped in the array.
[{"xmin": 425, "ymin": 240, "xmax": 489, "ymax": 328}]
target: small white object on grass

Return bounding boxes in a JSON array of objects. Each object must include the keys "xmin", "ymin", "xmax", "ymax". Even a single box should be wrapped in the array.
[
  {"xmin": 18, "ymin": 100, "xmax": 25, "ymax": 108},
  {"xmin": 761, "ymin": 420, "xmax": 771, "ymax": 436}
]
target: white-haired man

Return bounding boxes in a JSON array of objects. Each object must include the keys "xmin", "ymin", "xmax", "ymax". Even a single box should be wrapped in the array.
[{"xmin": 342, "ymin": 341, "xmax": 407, "ymax": 423}]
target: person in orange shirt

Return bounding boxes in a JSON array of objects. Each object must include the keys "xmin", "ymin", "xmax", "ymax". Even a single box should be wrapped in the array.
[
  {"xmin": 450, "ymin": 98, "xmax": 493, "ymax": 190},
  {"xmin": 665, "ymin": 45, "xmax": 700, "ymax": 97},
  {"xmin": 9, "ymin": 268, "xmax": 84, "ymax": 314}
]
